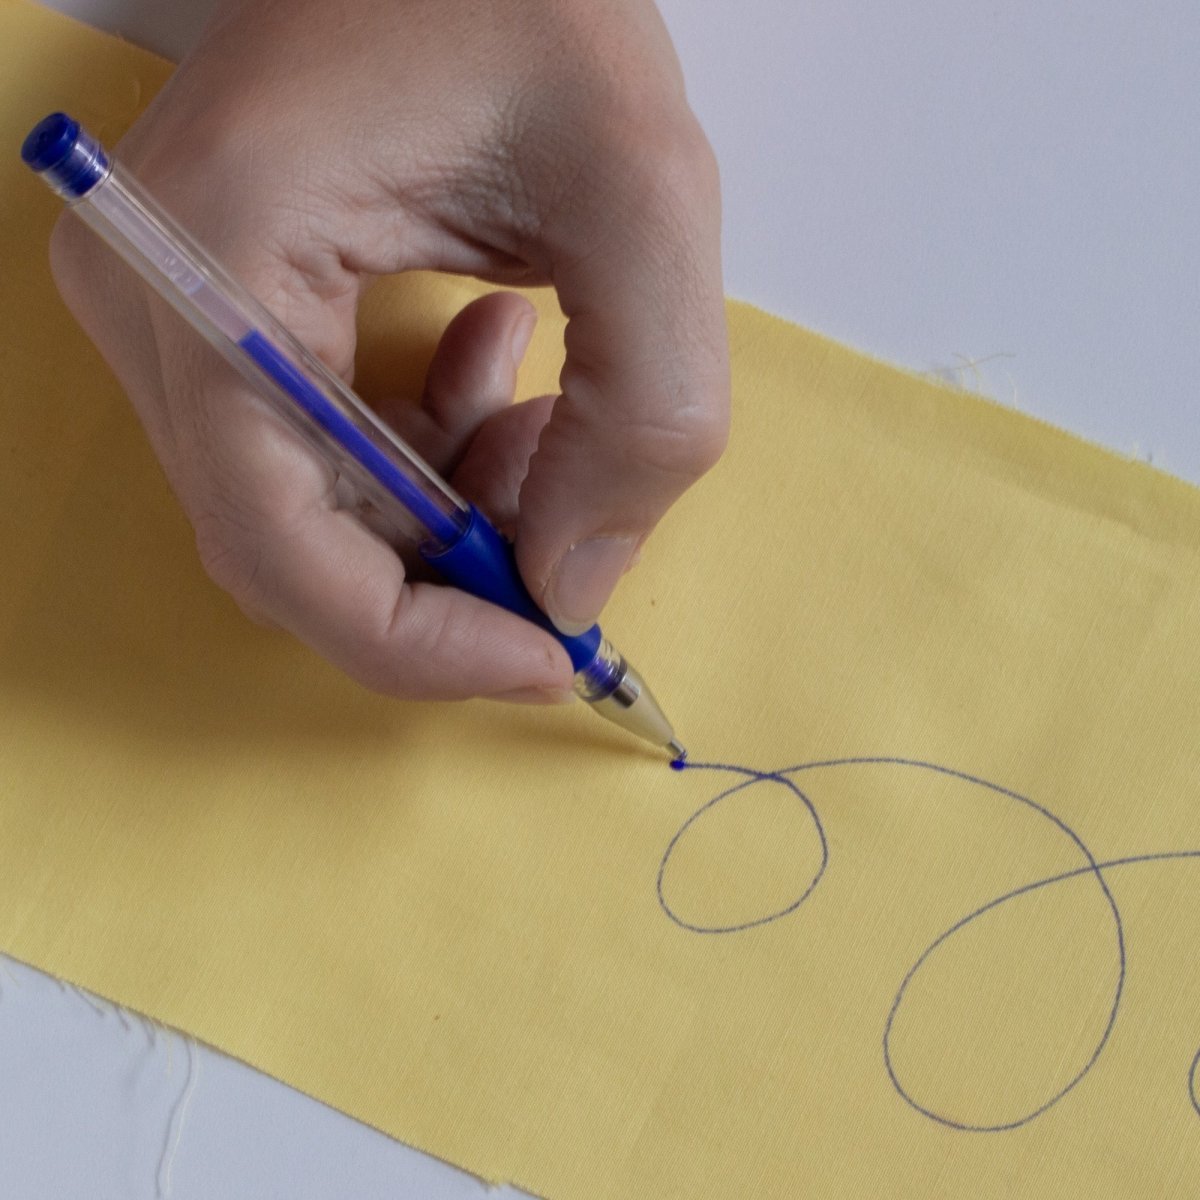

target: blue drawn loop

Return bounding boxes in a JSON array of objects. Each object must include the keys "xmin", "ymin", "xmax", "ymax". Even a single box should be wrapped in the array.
[
  {"xmin": 662, "ymin": 757, "xmax": 1200, "ymax": 1131},
  {"xmin": 656, "ymin": 768, "xmax": 827, "ymax": 934}
]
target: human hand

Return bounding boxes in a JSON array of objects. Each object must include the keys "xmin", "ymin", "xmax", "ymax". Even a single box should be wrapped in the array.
[{"xmin": 51, "ymin": 0, "xmax": 729, "ymax": 702}]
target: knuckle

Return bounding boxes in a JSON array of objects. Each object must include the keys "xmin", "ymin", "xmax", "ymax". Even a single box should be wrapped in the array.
[
  {"xmin": 538, "ymin": 88, "xmax": 719, "ymax": 242},
  {"xmin": 557, "ymin": 366, "xmax": 730, "ymax": 483},
  {"xmin": 652, "ymin": 122, "xmax": 720, "ymax": 208},
  {"xmin": 367, "ymin": 588, "xmax": 476, "ymax": 700},
  {"xmin": 193, "ymin": 512, "xmax": 266, "ymax": 610},
  {"xmin": 681, "ymin": 404, "xmax": 731, "ymax": 475},
  {"xmin": 611, "ymin": 111, "xmax": 720, "ymax": 223},
  {"xmin": 372, "ymin": 588, "xmax": 425, "ymax": 696},
  {"xmin": 627, "ymin": 405, "xmax": 729, "ymax": 481}
]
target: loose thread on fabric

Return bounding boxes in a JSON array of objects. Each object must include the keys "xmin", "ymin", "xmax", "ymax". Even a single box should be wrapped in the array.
[{"xmin": 157, "ymin": 1034, "xmax": 199, "ymax": 1199}]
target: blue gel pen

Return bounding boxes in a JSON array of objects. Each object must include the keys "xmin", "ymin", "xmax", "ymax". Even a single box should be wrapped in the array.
[{"xmin": 22, "ymin": 113, "xmax": 684, "ymax": 757}]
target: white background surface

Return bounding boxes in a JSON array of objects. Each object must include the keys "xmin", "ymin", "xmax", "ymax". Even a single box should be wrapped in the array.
[{"xmin": 7, "ymin": 1, "xmax": 1199, "ymax": 1197}]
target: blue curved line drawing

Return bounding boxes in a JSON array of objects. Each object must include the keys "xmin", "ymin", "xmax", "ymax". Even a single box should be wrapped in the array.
[
  {"xmin": 662, "ymin": 756, "xmax": 1200, "ymax": 1131},
  {"xmin": 657, "ymin": 766, "xmax": 828, "ymax": 933}
]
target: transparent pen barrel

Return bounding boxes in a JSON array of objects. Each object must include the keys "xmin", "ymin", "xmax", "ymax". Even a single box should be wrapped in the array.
[{"xmin": 72, "ymin": 166, "xmax": 470, "ymax": 547}]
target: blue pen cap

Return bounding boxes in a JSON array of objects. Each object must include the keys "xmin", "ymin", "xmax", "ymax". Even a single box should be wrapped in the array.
[{"xmin": 21, "ymin": 112, "xmax": 109, "ymax": 199}]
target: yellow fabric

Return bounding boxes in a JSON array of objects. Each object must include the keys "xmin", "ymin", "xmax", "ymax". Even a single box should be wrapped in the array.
[{"xmin": 5, "ymin": 2, "xmax": 1200, "ymax": 1195}]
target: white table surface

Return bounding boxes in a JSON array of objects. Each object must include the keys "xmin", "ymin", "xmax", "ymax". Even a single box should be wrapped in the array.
[{"xmin": 7, "ymin": 1, "xmax": 1198, "ymax": 1197}]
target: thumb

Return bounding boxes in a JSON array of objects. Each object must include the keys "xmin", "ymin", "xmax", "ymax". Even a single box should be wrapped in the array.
[{"xmin": 515, "ymin": 130, "xmax": 730, "ymax": 635}]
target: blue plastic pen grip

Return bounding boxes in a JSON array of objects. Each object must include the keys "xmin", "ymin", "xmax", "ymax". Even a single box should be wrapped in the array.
[
  {"xmin": 422, "ymin": 506, "xmax": 602, "ymax": 672},
  {"xmin": 238, "ymin": 330, "xmax": 600, "ymax": 670}
]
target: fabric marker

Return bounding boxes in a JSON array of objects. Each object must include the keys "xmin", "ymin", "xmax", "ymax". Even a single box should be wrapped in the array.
[{"xmin": 22, "ymin": 112, "xmax": 685, "ymax": 758}]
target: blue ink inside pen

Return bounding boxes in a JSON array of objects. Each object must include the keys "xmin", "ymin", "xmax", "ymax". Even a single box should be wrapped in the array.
[{"xmin": 238, "ymin": 330, "xmax": 462, "ymax": 545}]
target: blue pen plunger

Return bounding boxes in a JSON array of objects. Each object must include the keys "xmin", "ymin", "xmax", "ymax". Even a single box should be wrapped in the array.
[{"xmin": 21, "ymin": 113, "xmax": 109, "ymax": 199}]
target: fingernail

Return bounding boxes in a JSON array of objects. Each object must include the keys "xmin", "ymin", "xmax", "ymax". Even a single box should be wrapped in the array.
[
  {"xmin": 545, "ymin": 535, "xmax": 640, "ymax": 635},
  {"xmin": 510, "ymin": 309, "xmax": 536, "ymax": 369}
]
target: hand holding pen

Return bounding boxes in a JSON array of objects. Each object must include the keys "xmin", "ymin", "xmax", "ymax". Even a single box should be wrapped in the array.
[{"xmin": 39, "ymin": 0, "xmax": 729, "ymax": 745}]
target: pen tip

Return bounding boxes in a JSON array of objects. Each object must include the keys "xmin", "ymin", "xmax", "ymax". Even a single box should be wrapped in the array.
[{"xmin": 668, "ymin": 739, "xmax": 688, "ymax": 769}]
